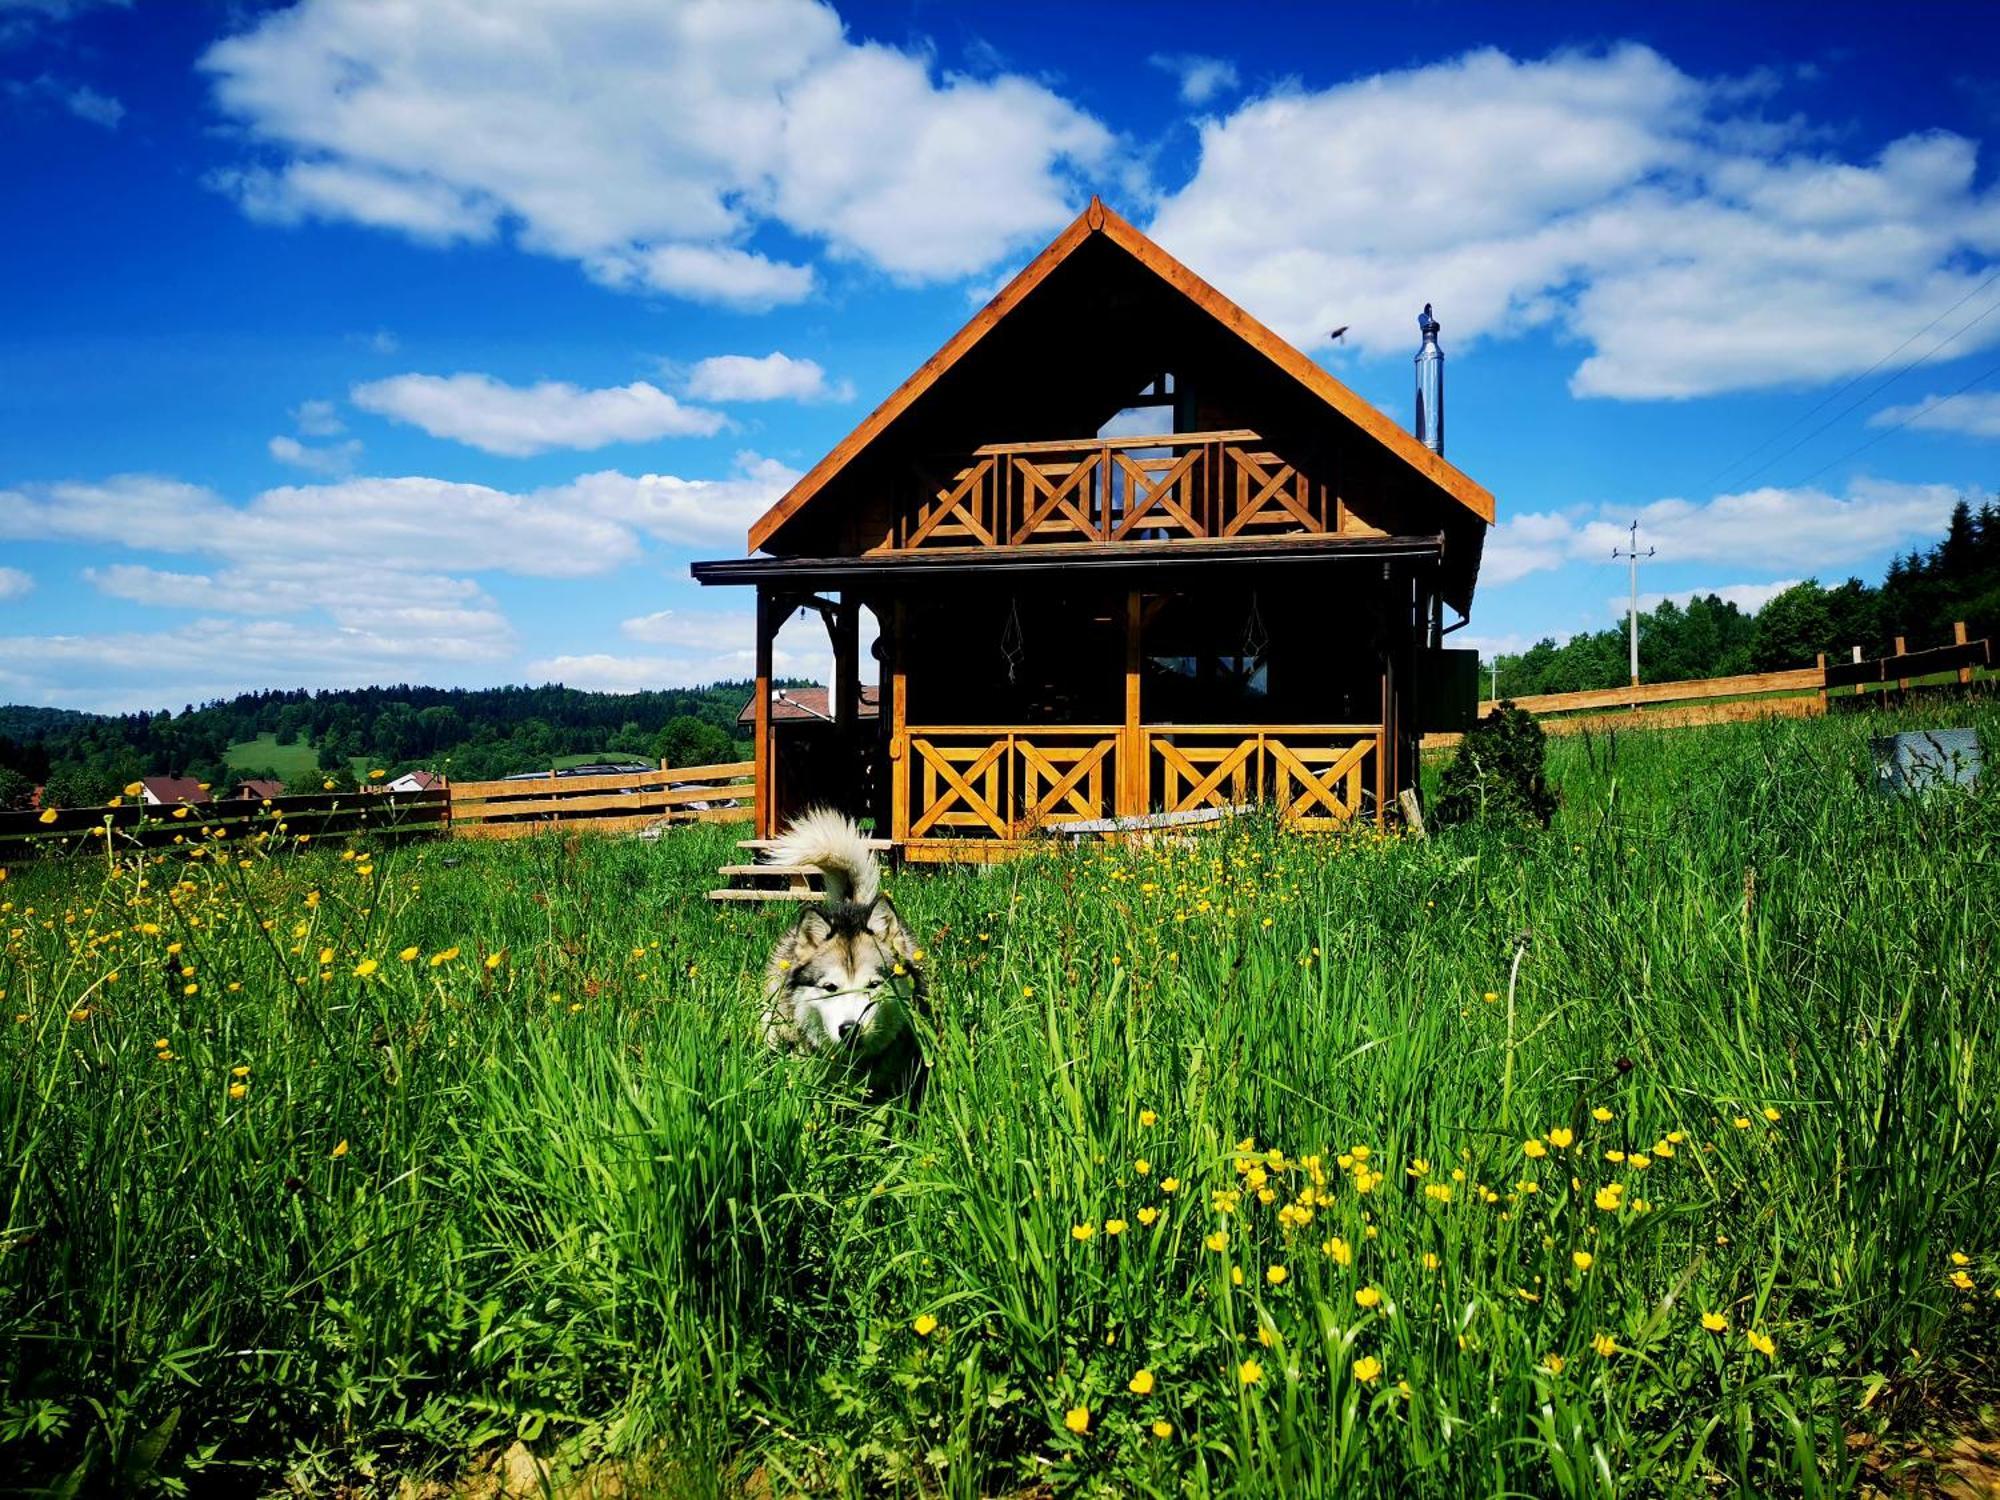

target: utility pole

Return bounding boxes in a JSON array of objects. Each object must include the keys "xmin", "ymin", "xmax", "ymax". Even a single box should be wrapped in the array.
[
  {"xmin": 1489, "ymin": 656, "xmax": 1498, "ymax": 703},
  {"xmin": 1611, "ymin": 521, "xmax": 1656, "ymax": 690}
]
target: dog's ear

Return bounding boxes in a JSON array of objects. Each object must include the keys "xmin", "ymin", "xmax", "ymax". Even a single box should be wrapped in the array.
[
  {"xmin": 791, "ymin": 905, "xmax": 833, "ymax": 945},
  {"xmin": 863, "ymin": 893, "xmax": 906, "ymax": 941}
]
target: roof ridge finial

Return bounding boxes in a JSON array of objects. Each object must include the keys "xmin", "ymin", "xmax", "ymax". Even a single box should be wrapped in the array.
[{"xmin": 1085, "ymin": 195, "xmax": 1106, "ymax": 231}]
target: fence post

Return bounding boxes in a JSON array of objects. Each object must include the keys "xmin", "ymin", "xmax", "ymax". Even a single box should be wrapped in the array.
[
  {"xmin": 1815, "ymin": 653, "xmax": 1827, "ymax": 714},
  {"xmin": 1956, "ymin": 621, "xmax": 1972, "ymax": 686},
  {"xmin": 1894, "ymin": 636, "xmax": 1908, "ymax": 696}
]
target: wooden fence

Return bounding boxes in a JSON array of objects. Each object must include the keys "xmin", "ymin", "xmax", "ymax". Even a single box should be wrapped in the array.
[
  {"xmin": 447, "ymin": 759, "xmax": 755, "ymax": 840},
  {"xmin": 1, "ymin": 758, "xmax": 757, "ymax": 860},
  {"xmin": 1425, "ymin": 624, "xmax": 1991, "ymax": 750},
  {"xmin": 0, "ymin": 787, "xmax": 449, "ymax": 861}
]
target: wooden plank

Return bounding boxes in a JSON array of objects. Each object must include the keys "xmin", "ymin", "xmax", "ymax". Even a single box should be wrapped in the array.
[
  {"xmin": 889, "ymin": 599, "xmax": 910, "ymax": 845},
  {"xmin": 453, "ymin": 807, "xmax": 751, "ymax": 841},
  {"xmin": 1489, "ymin": 668, "xmax": 1823, "ymax": 717},
  {"xmin": 755, "ymin": 590, "xmax": 775, "ymax": 839},
  {"xmin": 1121, "ymin": 590, "xmax": 1144, "ymax": 818},
  {"xmin": 969, "ymin": 428, "xmax": 1259, "ymax": 457},
  {"xmin": 1422, "ymin": 692, "xmax": 1825, "ymax": 750},
  {"xmin": 451, "ymin": 784, "xmax": 749, "ymax": 822},
  {"xmin": 450, "ymin": 763, "xmax": 751, "ymax": 799},
  {"xmin": 707, "ymin": 888, "xmax": 818, "ymax": 903},
  {"xmin": 1823, "ymin": 638, "xmax": 1987, "ymax": 689}
]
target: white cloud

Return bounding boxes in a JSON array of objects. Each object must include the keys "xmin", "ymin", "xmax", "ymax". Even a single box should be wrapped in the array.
[
  {"xmin": 0, "ymin": 471, "xmax": 638, "ymax": 577},
  {"xmin": 350, "ymin": 373, "xmax": 726, "ymax": 456},
  {"xmin": 1147, "ymin": 45, "xmax": 2000, "ymax": 399},
  {"xmin": 534, "ymin": 607, "xmax": 834, "ymax": 692},
  {"xmin": 554, "ymin": 452, "xmax": 800, "ymax": 548},
  {"xmin": 1482, "ymin": 478, "xmax": 1963, "ymax": 589},
  {"xmin": 1870, "ymin": 390, "xmax": 2000, "ymax": 440},
  {"xmin": 293, "ymin": 398, "xmax": 345, "ymax": 436},
  {"xmin": 268, "ymin": 433, "xmax": 362, "ymax": 475},
  {"xmin": 0, "ymin": 565, "xmax": 32, "ymax": 601},
  {"xmin": 1148, "ymin": 53, "xmax": 1240, "ymax": 106},
  {"xmin": 589, "ymin": 244, "xmax": 816, "ymax": 311},
  {"xmin": 4, "ymin": 72, "xmax": 124, "ymax": 128},
  {"xmin": 682, "ymin": 352, "xmax": 852, "ymax": 403},
  {"xmin": 200, "ymin": 0, "xmax": 1117, "ymax": 304}
]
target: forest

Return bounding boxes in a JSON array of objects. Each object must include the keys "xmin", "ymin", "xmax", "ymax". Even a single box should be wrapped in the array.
[
  {"xmin": 1489, "ymin": 496, "xmax": 1999, "ymax": 699},
  {"xmin": 0, "ymin": 680, "xmax": 766, "ymax": 809}
]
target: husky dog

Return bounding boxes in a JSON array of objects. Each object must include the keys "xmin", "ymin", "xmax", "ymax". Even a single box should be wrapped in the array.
[{"xmin": 761, "ymin": 809, "xmax": 924, "ymax": 1090}]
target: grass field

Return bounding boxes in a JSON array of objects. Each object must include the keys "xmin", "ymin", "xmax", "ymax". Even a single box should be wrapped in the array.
[
  {"xmin": 222, "ymin": 732, "xmax": 328, "ymax": 783},
  {"xmin": 5, "ymin": 703, "xmax": 1997, "ymax": 1495}
]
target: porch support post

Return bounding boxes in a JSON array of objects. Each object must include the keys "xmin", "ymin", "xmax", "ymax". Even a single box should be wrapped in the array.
[
  {"xmin": 832, "ymin": 595, "xmax": 860, "ymax": 729},
  {"xmin": 753, "ymin": 589, "xmax": 776, "ymax": 839},
  {"xmin": 889, "ymin": 598, "xmax": 910, "ymax": 845},
  {"xmin": 1120, "ymin": 589, "xmax": 1145, "ymax": 817}
]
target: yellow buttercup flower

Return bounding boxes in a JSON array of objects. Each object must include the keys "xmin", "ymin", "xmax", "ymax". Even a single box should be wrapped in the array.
[
  {"xmin": 429, "ymin": 946, "xmax": 459, "ymax": 966},
  {"xmin": 124, "ymin": 782, "xmax": 143, "ymax": 797},
  {"xmin": 1138, "ymin": 1109, "xmax": 1157, "ymax": 1127},
  {"xmin": 1541, "ymin": 1353, "xmax": 1565, "ymax": 1374},
  {"xmin": 1352, "ymin": 1355, "xmax": 1382, "ymax": 1384},
  {"xmin": 1237, "ymin": 1358, "xmax": 1263, "ymax": 1386},
  {"xmin": 353, "ymin": 958, "xmax": 379, "ymax": 977},
  {"xmin": 1063, "ymin": 1405, "xmax": 1089, "ymax": 1434},
  {"xmin": 1205, "ymin": 1230, "xmax": 1228, "ymax": 1252},
  {"xmin": 1071, "ymin": 1222, "xmax": 1095, "ymax": 1242},
  {"xmin": 484, "ymin": 951, "xmax": 504, "ymax": 970},
  {"xmin": 1128, "ymin": 1368, "xmax": 1155, "ymax": 1395},
  {"xmin": 1548, "ymin": 1127, "xmax": 1574, "ymax": 1149},
  {"xmin": 1134, "ymin": 1158, "xmax": 1150, "ymax": 1175},
  {"xmin": 1591, "ymin": 1332, "xmax": 1618, "ymax": 1358},
  {"xmin": 1700, "ymin": 1311, "xmax": 1727, "ymax": 1333},
  {"xmin": 399, "ymin": 946, "xmax": 420, "ymax": 961},
  {"xmin": 912, "ymin": 1313, "xmax": 938, "ymax": 1337},
  {"xmin": 1762, "ymin": 1107, "xmax": 1782, "ymax": 1122},
  {"xmin": 1137, "ymin": 1206, "xmax": 1159, "ymax": 1226},
  {"xmin": 1747, "ymin": 1329, "xmax": 1775, "ymax": 1358},
  {"xmin": 1160, "ymin": 1177, "xmax": 1180, "ymax": 1194},
  {"xmin": 1322, "ymin": 1236, "xmax": 1352, "ymax": 1265},
  {"xmin": 228, "ymin": 1083, "xmax": 247, "ymax": 1100},
  {"xmin": 1354, "ymin": 1285, "xmax": 1382, "ymax": 1309},
  {"xmin": 231, "ymin": 1065, "xmax": 250, "ymax": 1078},
  {"xmin": 1150, "ymin": 1420, "xmax": 1172, "ymax": 1439},
  {"xmin": 1732, "ymin": 1116, "xmax": 1752, "ymax": 1129},
  {"xmin": 1592, "ymin": 1107, "xmax": 1614, "ymax": 1123},
  {"xmin": 331, "ymin": 1140, "xmax": 349, "ymax": 1159},
  {"xmin": 38, "ymin": 809, "xmax": 57, "ymax": 825},
  {"xmin": 1105, "ymin": 1218, "xmax": 1127, "ymax": 1236},
  {"xmin": 1572, "ymin": 1251, "xmax": 1593, "ymax": 1272},
  {"xmin": 1266, "ymin": 1264, "xmax": 1288, "ymax": 1286},
  {"xmin": 1950, "ymin": 1251, "xmax": 1970, "ymax": 1267},
  {"xmin": 1523, "ymin": 1138, "xmax": 1547, "ymax": 1159}
]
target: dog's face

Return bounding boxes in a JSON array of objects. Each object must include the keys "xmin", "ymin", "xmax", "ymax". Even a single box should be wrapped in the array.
[{"xmin": 765, "ymin": 896, "xmax": 920, "ymax": 1060}]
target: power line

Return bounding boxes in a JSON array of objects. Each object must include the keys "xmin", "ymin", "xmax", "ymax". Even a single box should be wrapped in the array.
[
  {"xmin": 1704, "ymin": 265, "xmax": 2000, "ymax": 490},
  {"xmin": 1728, "ymin": 293, "xmax": 2000, "ymax": 491},
  {"xmin": 1796, "ymin": 350, "xmax": 2000, "ymax": 486}
]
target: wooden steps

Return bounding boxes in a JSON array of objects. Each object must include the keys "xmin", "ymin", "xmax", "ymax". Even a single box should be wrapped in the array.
[{"xmin": 709, "ymin": 835, "xmax": 893, "ymax": 904}]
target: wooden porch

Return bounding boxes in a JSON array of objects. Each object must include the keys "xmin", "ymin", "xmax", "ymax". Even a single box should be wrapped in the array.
[{"xmin": 892, "ymin": 721, "xmax": 1385, "ymax": 861}]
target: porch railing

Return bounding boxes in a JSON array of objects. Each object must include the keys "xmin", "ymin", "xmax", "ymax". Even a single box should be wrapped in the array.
[
  {"xmin": 894, "ymin": 430, "xmax": 1344, "ymax": 550},
  {"xmin": 896, "ymin": 723, "xmax": 1383, "ymax": 842}
]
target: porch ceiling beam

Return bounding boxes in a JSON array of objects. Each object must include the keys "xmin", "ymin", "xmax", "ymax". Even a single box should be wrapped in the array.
[{"xmin": 694, "ymin": 533, "xmax": 1444, "ymax": 587}]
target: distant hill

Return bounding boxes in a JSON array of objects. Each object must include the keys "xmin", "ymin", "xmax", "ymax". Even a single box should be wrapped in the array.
[{"xmin": 0, "ymin": 679, "xmax": 799, "ymax": 807}]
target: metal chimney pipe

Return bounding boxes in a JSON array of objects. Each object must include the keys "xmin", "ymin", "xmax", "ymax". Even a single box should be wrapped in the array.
[{"xmin": 1414, "ymin": 303, "xmax": 1443, "ymax": 456}]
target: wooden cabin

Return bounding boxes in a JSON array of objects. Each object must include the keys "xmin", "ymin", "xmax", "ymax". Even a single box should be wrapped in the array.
[{"xmin": 694, "ymin": 199, "xmax": 1493, "ymax": 862}]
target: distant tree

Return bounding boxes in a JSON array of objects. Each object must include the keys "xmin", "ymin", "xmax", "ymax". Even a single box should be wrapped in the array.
[
  {"xmin": 659, "ymin": 715, "xmax": 732, "ymax": 768},
  {"xmin": 41, "ymin": 763, "xmax": 111, "ymax": 809},
  {"xmin": 0, "ymin": 766, "xmax": 33, "ymax": 810},
  {"xmin": 1750, "ymin": 581, "xmax": 1835, "ymax": 670}
]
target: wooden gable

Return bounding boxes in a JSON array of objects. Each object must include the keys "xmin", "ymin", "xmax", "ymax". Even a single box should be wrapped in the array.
[{"xmin": 746, "ymin": 199, "xmax": 1493, "ymax": 610}]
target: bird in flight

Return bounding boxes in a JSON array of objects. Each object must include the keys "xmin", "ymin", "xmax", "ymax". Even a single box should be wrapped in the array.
[{"xmin": 1329, "ymin": 325, "xmax": 1349, "ymax": 343}]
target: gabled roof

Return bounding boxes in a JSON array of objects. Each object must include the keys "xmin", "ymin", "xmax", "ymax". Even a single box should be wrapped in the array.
[
  {"xmin": 140, "ymin": 776, "xmax": 206, "ymax": 804},
  {"xmin": 746, "ymin": 198, "xmax": 1493, "ymax": 554},
  {"xmin": 736, "ymin": 684, "xmax": 882, "ymax": 726}
]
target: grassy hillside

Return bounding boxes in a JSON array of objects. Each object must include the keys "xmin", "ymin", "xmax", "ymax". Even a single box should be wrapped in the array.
[
  {"xmin": 3, "ymin": 701, "xmax": 1996, "ymax": 1494},
  {"xmin": 221, "ymin": 732, "xmax": 332, "ymax": 781}
]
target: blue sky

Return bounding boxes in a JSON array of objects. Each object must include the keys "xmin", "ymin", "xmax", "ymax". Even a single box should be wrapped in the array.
[{"xmin": 2, "ymin": 0, "xmax": 1998, "ymax": 712}]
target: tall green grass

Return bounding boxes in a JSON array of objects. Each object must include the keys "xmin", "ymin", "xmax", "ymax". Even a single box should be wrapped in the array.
[{"xmin": 3, "ymin": 702, "xmax": 1996, "ymax": 1495}]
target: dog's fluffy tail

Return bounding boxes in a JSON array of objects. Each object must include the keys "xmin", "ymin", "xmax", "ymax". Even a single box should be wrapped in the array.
[{"xmin": 766, "ymin": 807, "xmax": 880, "ymax": 905}]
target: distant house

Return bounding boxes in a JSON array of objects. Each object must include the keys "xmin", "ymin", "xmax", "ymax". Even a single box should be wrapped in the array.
[
  {"xmin": 233, "ymin": 778, "xmax": 285, "ymax": 802},
  {"xmin": 384, "ymin": 770, "xmax": 442, "ymax": 793},
  {"xmin": 735, "ymin": 684, "xmax": 881, "ymax": 728},
  {"xmin": 139, "ymin": 776, "xmax": 207, "ymax": 806}
]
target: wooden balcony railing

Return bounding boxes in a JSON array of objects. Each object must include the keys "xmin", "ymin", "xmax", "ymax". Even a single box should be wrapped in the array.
[
  {"xmin": 895, "ymin": 723, "xmax": 1383, "ymax": 843},
  {"xmin": 893, "ymin": 430, "xmax": 1342, "ymax": 551}
]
